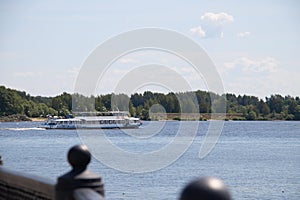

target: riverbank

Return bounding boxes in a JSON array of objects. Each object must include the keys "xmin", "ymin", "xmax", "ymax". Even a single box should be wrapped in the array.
[
  {"xmin": 29, "ymin": 117, "xmax": 46, "ymax": 122},
  {"xmin": 0, "ymin": 115, "xmax": 47, "ymax": 122},
  {"xmin": 0, "ymin": 115, "xmax": 32, "ymax": 122},
  {"xmin": 1, "ymin": 86, "xmax": 299, "ymax": 121},
  {"xmin": 1, "ymin": 113, "xmax": 298, "ymax": 122},
  {"xmin": 158, "ymin": 113, "xmax": 299, "ymax": 121},
  {"xmin": 150, "ymin": 112, "xmax": 298, "ymax": 121}
]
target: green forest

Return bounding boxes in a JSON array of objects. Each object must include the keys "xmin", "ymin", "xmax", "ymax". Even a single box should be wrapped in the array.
[{"xmin": 0, "ymin": 85, "xmax": 299, "ymax": 121}]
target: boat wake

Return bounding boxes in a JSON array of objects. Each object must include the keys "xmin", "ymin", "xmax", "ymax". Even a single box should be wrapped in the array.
[{"xmin": 3, "ymin": 127, "xmax": 46, "ymax": 131}]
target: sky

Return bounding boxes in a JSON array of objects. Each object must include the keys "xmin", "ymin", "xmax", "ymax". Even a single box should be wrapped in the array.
[{"xmin": 0, "ymin": 0, "xmax": 299, "ymax": 99}]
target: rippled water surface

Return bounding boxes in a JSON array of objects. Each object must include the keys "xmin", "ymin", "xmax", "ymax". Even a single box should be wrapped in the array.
[{"xmin": 0, "ymin": 121, "xmax": 299, "ymax": 199}]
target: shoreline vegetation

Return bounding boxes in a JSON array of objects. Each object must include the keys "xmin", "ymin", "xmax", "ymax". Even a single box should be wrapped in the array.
[{"xmin": 0, "ymin": 85, "xmax": 299, "ymax": 122}]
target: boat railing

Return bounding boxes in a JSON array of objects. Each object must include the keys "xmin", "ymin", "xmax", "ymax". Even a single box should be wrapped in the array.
[{"xmin": 72, "ymin": 111, "xmax": 130, "ymax": 117}]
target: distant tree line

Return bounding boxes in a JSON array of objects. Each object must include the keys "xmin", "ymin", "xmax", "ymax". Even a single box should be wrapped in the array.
[{"xmin": 0, "ymin": 85, "xmax": 299, "ymax": 120}]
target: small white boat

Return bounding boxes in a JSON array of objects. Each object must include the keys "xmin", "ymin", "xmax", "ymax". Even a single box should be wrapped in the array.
[{"xmin": 39, "ymin": 111, "xmax": 142, "ymax": 129}]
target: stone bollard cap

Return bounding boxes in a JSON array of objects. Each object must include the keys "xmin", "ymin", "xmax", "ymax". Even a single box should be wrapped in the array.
[
  {"xmin": 68, "ymin": 144, "xmax": 91, "ymax": 170},
  {"xmin": 180, "ymin": 177, "xmax": 231, "ymax": 200},
  {"xmin": 56, "ymin": 144, "xmax": 105, "ymax": 198}
]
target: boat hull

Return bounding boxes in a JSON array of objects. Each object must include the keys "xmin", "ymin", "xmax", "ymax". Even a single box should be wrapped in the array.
[{"xmin": 40, "ymin": 124, "xmax": 141, "ymax": 129}]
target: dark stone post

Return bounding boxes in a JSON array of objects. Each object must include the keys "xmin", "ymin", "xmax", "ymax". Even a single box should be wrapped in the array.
[
  {"xmin": 179, "ymin": 177, "xmax": 231, "ymax": 200},
  {"xmin": 55, "ymin": 144, "xmax": 104, "ymax": 200}
]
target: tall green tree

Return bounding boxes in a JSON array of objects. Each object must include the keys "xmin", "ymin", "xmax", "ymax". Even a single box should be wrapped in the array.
[{"xmin": 0, "ymin": 86, "xmax": 23, "ymax": 116}]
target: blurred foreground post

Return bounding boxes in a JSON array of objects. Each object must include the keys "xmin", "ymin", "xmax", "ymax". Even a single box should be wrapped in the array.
[
  {"xmin": 55, "ymin": 144, "xmax": 105, "ymax": 200},
  {"xmin": 180, "ymin": 177, "xmax": 231, "ymax": 200}
]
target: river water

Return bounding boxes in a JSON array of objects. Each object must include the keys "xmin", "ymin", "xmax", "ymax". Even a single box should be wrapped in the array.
[{"xmin": 0, "ymin": 121, "xmax": 299, "ymax": 199}]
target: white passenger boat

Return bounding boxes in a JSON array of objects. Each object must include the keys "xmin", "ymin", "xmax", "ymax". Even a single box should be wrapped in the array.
[{"xmin": 39, "ymin": 111, "xmax": 142, "ymax": 129}]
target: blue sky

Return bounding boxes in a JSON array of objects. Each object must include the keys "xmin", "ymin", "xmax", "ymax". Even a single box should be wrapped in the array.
[{"xmin": 0, "ymin": 0, "xmax": 299, "ymax": 98}]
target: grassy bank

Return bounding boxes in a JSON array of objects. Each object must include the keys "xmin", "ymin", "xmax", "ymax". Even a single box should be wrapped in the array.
[
  {"xmin": 150, "ymin": 113, "xmax": 243, "ymax": 121},
  {"xmin": 149, "ymin": 113, "xmax": 295, "ymax": 121}
]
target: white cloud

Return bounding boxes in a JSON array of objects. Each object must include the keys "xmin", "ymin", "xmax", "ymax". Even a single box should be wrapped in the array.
[
  {"xmin": 222, "ymin": 66, "xmax": 298, "ymax": 98},
  {"xmin": 190, "ymin": 12, "xmax": 234, "ymax": 38},
  {"xmin": 237, "ymin": 31, "xmax": 250, "ymax": 38},
  {"xmin": 200, "ymin": 12, "xmax": 234, "ymax": 24},
  {"xmin": 190, "ymin": 26, "xmax": 206, "ymax": 37},
  {"xmin": 224, "ymin": 57, "xmax": 278, "ymax": 73},
  {"xmin": 219, "ymin": 57, "xmax": 294, "ymax": 98}
]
